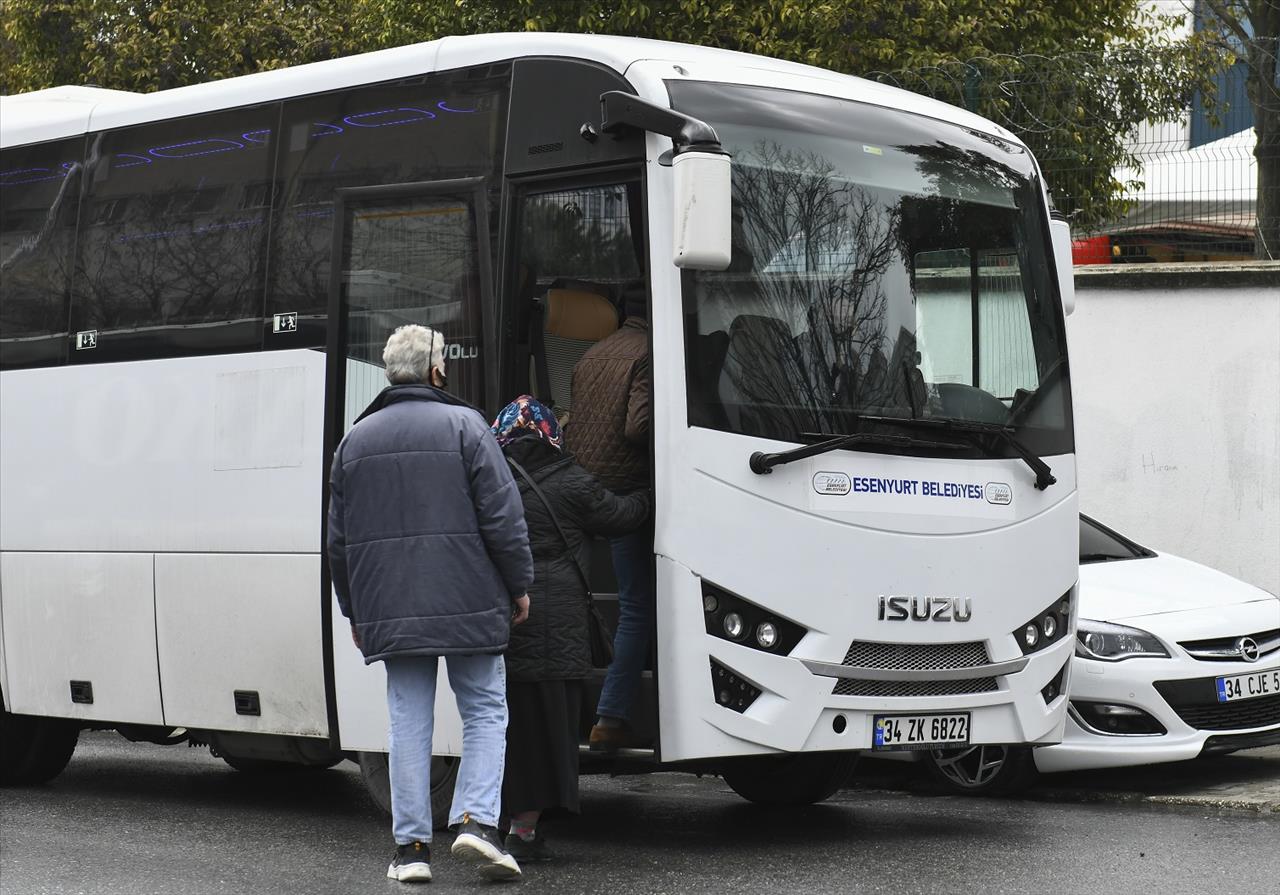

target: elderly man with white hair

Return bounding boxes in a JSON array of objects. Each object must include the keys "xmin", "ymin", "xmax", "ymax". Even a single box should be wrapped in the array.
[{"xmin": 327, "ymin": 324, "xmax": 533, "ymax": 884}]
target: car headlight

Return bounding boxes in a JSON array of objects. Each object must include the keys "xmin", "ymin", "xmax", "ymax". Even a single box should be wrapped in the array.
[{"xmin": 1075, "ymin": 619, "xmax": 1169, "ymax": 661}]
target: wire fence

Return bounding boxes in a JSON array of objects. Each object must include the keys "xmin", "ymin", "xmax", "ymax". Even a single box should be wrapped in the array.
[{"xmin": 871, "ymin": 52, "xmax": 1276, "ymax": 263}]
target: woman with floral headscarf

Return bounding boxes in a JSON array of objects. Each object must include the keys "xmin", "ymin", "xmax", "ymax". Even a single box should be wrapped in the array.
[{"xmin": 491, "ymin": 396, "xmax": 650, "ymax": 861}]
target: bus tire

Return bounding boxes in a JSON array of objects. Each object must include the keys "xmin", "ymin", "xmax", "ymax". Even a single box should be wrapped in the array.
[
  {"xmin": 0, "ymin": 703, "xmax": 79, "ymax": 786},
  {"xmin": 922, "ymin": 744, "xmax": 1038, "ymax": 795},
  {"xmin": 723, "ymin": 752, "xmax": 859, "ymax": 806},
  {"xmin": 359, "ymin": 752, "xmax": 459, "ymax": 830}
]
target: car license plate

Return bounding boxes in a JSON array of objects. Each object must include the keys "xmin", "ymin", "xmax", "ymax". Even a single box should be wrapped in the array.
[
  {"xmin": 1216, "ymin": 668, "xmax": 1280, "ymax": 703},
  {"xmin": 872, "ymin": 713, "xmax": 970, "ymax": 750}
]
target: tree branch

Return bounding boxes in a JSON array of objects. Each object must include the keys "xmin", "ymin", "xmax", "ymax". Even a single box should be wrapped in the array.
[{"xmin": 1202, "ymin": 0, "xmax": 1253, "ymax": 47}]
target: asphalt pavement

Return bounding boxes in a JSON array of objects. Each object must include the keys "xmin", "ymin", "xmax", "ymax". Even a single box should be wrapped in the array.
[{"xmin": 1, "ymin": 732, "xmax": 1277, "ymax": 895}]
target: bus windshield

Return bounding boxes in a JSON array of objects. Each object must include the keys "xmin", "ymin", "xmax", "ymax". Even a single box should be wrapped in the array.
[{"xmin": 671, "ymin": 81, "xmax": 1072, "ymax": 457}]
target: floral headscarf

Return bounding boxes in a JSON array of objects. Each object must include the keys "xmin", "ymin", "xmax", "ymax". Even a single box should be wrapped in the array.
[{"xmin": 491, "ymin": 395, "xmax": 563, "ymax": 450}]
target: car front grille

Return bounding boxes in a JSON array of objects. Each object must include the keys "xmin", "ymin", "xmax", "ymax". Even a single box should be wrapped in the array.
[
  {"xmin": 1179, "ymin": 628, "xmax": 1280, "ymax": 662},
  {"xmin": 832, "ymin": 677, "xmax": 999, "ymax": 698},
  {"xmin": 1167, "ymin": 695, "xmax": 1280, "ymax": 731},
  {"xmin": 841, "ymin": 640, "xmax": 991, "ymax": 671},
  {"xmin": 1155, "ymin": 690, "xmax": 1280, "ymax": 731}
]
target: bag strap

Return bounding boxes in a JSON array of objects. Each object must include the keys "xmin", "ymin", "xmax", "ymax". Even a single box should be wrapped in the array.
[{"xmin": 507, "ymin": 456, "xmax": 593, "ymax": 599}]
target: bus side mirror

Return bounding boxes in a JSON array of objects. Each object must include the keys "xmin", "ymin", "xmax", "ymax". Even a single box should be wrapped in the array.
[
  {"xmin": 672, "ymin": 150, "xmax": 732, "ymax": 270},
  {"xmin": 1049, "ymin": 218, "xmax": 1076, "ymax": 317}
]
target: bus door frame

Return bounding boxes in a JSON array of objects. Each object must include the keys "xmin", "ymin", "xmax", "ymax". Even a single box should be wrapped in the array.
[{"xmin": 320, "ymin": 177, "xmax": 495, "ymax": 753}]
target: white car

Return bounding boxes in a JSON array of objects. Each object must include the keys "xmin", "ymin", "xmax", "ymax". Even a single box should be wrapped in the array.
[{"xmin": 923, "ymin": 515, "xmax": 1280, "ymax": 793}]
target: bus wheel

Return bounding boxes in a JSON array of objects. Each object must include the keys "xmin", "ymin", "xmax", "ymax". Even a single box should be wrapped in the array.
[
  {"xmin": 922, "ymin": 744, "xmax": 1037, "ymax": 795},
  {"xmin": 0, "ymin": 702, "xmax": 79, "ymax": 786},
  {"xmin": 359, "ymin": 752, "xmax": 459, "ymax": 830},
  {"xmin": 723, "ymin": 752, "xmax": 858, "ymax": 806}
]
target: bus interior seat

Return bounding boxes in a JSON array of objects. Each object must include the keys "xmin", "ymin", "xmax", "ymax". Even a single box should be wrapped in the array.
[
  {"xmin": 934, "ymin": 381, "xmax": 1010, "ymax": 424},
  {"xmin": 537, "ymin": 285, "xmax": 619, "ymax": 412},
  {"xmin": 718, "ymin": 314, "xmax": 796, "ymax": 433}
]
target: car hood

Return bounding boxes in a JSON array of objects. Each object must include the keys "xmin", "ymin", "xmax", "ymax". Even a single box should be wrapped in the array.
[{"xmin": 1079, "ymin": 552, "xmax": 1278, "ymax": 637}]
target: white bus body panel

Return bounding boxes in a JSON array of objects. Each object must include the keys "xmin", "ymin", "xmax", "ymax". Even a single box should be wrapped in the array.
[
  {"xmin": 154, "ymin": 553, "xmax": 327, "ymax": 735},
  {"xmin": 0, "ymin": 351, "xmax": 330, "ymax": 733},
  {"xmin": 0, "ymin": 350, "xmax": 325, "ymax": 555},
  {"xmin": 0, "ymin": 552, "xmax": 164, "ymax": 724}
]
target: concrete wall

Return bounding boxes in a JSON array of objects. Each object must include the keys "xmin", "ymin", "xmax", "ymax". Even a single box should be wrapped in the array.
[{"xmin": 1067, "ymin": 263, "xmax": 1280, "ymax": 594}]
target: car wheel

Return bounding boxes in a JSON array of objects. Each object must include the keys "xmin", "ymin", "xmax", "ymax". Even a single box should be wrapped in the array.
[
  {"xmin": 922, "ymin": 744, "xmax": 1037, "ymax": 795},
  {"xmin": 359, "ymin": 752, "xmax": 459, "ymax": 830},
  {"xmin": 723, "ymin": 752, "xmax": 859, "ymax": 805}
]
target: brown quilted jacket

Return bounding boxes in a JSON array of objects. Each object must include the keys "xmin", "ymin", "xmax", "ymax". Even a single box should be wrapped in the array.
[{"xmin": 567, "ymin": 318, "xmax": 651, "ymax": 492}]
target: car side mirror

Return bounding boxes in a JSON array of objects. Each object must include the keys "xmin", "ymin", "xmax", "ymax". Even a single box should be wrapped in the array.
[
  {"xmin": 672, "ymin": 150, "xmax": 732, "ymax": 270},
  {"xmin": 1050, "ymin": 218, "xmax": 1076, "ymax": 317}
]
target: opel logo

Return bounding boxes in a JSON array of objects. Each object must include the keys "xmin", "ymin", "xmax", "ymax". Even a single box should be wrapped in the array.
[{"xmin": 1236, "ymin": 637, "xmax": 1261, "ymax": 663}]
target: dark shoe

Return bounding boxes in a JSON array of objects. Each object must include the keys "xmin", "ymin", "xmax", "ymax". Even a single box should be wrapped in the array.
[
  {"xmin": 451, "ymin": 814, "xmax": 521, "ymax": 881},
  {"xmin": 589, "ymin": 721, "xmax": 644, "ymax": 752},
  {"xmin": 387, "ymin": 841, "xmax": 432, "ymax": 883},
  {"xmin": 504, "ymin": 831, "xmax": 554, "ymax": 863}
]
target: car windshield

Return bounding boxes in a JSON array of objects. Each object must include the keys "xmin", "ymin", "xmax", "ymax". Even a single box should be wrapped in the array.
[
  {"xmin": 671, "ymin": 81, "xmax": 1072, "ymax": 457},
  {"xmin": 1079, "ymin": 515, "xmax": 1153, "ymax": 563}
]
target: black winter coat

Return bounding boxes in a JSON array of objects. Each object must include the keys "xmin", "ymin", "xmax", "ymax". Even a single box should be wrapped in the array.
[{"xmin": 502, "ymin": 435, "xmax": 651, "ymax": 683}]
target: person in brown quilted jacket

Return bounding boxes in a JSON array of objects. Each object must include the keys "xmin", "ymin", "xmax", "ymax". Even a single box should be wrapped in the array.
[{"xmin": 566, "ymin": 289, "xmax": 653, "ymax": 750}]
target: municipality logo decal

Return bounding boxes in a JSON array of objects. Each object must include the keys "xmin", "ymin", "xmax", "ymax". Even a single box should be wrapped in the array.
[{"xmin": 812, "ymin": 472, "xmax": 851, "ymax": 495}]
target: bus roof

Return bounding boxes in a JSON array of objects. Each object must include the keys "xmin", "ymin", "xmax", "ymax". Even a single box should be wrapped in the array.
[{"xmin": 1, "ymin": 32, "xmax": 1016, "ymax": 150}]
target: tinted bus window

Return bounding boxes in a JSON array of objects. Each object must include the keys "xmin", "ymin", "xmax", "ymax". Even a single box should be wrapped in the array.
[
  {"xmin": 0, "ymin": 138, "xmax": 85, "ymax": 369},
  {"xmin": 72, "ymin": 106, "xmax": 278, "ymax": 361},
  {"xmin": 268, "ymin": 66, "xmax": 509, "ymax": 345}
]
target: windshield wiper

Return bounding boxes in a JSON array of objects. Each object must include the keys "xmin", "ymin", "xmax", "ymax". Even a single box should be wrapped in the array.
[
  {"xmin": 857, "ymin": 415, "xmax": 1057, "ymax": 491},
  {"xmin": 748, "ymin": 432, "xmax": 966, "ymax": 475},
  {"xmin": 748, "ymin": 415, "xmax": 1057, "ymax": 491}
]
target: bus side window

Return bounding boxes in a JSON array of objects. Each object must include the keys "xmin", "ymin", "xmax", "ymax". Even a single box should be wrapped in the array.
[
  {"xmin": 72, "ymin": 107, "xmax": 277, "ymax": 362},
  {"xmin": 0, "ymin": 137, "xmax": 84, "ymax": 369}
]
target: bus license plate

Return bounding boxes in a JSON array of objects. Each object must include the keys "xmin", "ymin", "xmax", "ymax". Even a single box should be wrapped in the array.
[
  {"xmin": 1216, "ymin": 668, "xmax": 1280, "ymax": 703},
  {"xmin": 873, "ymin": 713, "xmax": 970, "ymax": 751}
]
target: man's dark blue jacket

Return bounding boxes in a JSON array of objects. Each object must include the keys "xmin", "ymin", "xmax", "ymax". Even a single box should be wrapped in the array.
[{"xmin": 327, "ymin": 384, "xmax": 534, "ymax": 663}]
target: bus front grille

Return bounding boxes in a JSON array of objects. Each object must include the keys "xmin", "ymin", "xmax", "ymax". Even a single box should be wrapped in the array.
[
  {"xmin": 842, "ymin": 640, "xmax": 991, "ymax": 672},
  {"xmin": 832, "ymin": 677, "xmax": 999, "ymax": 697}
]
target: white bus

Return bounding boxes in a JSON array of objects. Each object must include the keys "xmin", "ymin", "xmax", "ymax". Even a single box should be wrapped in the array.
[{"xmin": 0, "ymin": 33, "xmax": 1078, "ymax": 812}]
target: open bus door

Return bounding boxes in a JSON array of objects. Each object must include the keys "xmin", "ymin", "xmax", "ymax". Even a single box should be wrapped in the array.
[{"xmin": 323, "ymin": 178, "xmax": 494, "ymax": 824}]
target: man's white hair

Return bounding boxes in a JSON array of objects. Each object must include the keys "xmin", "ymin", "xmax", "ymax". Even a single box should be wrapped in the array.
[{"xmin": 383, "ymin": 324, "xmax": 445, "ymax": 385}]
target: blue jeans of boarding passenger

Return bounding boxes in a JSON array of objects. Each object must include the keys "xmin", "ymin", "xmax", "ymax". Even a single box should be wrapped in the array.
[
  {"xmin": 385, "ymin": 654, "xmax": 507, "ymax": 844},
  {"xmin": 596, "ymin": 524, "xmax": 655, "ymax": 723}
]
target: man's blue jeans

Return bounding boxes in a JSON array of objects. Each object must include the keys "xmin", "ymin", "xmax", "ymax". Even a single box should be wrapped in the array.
[
  {"xmin": 385, "ymin": 654, "xmax": 507, "ymax": 844},
  {"xmin": 596, "ymin": 525, "xmax": 655, "ymax": 723}
]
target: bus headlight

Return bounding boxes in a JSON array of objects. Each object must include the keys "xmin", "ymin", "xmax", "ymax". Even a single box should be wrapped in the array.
[
  {"xmin": 1014, "ymin": 590, "xmax": 1073, "ymax": 655},
  {"xmin": 702, "ymin": 581, "xmax": 806, "ymax": 655},
  {"xmin": 723, "ymin": 612, "xmax": 746, "ymax": 640},
  {"xmin": 755, "ymin": 622, "xmax": 779, "ymax": 649}
]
